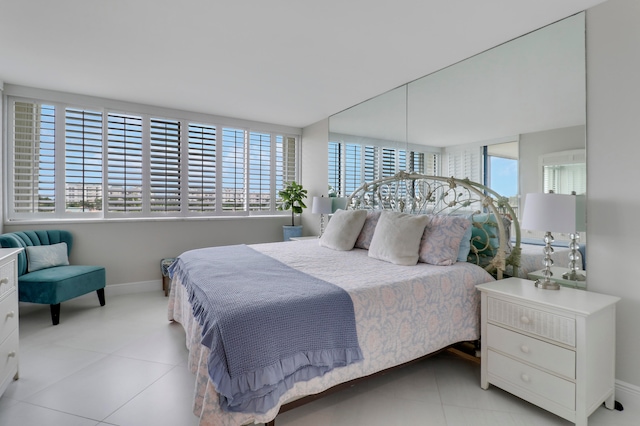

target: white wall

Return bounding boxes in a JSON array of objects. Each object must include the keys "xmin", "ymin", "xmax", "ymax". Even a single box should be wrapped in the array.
[
  {"xmin": 586, "ymin": 0, "xmax": 640, "ymax": 399},
  {"xmin": 3, "ymin": 218, "xmax": 289, "ymax": 286},
  {"xmin": 300, "ymin": 118, "xmax": 329, "ymax": 237}
]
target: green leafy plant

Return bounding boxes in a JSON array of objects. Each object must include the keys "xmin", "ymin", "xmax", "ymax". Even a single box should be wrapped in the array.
[{"xmin": 278, "ymin": 181, "xmax": 308, "ymax": 226}]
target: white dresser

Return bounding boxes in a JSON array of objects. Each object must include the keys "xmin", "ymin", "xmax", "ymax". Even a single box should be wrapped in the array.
[
  {"xmin": 0, "ymin": 248, "xmax": 22, "ymax": 398},
  {"xmin": 477, "ymin": 278, "xmax": 620, "ymax": 426}
]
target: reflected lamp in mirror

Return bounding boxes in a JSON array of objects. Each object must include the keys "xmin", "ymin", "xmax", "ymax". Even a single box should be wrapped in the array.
[
  {"xmin": 312, "ymin": 196, "xmax": 333, "ymax": 237},
  {"xmin": 521, "ymin": 192, "xmax": 577, "ymax": 290},
  {"xmin": 331, "ymin": 197, "xmax": 348, "ymax": 213},
  {"xmin": 562, "ymin": 192, "xmax": 586, "ymax": 282}
]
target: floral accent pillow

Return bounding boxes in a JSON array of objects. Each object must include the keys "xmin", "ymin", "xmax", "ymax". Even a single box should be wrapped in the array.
[
  {"xmin": 418, "ymin": 215, "xmax": 472, "ymax": 266},
  {"xmin": 354, "ymin": 210, "xmax": 382, "ymax": 250},
  {"xmin": 26, "ymin": 242, "xmax": 70, "ymax": 272}
]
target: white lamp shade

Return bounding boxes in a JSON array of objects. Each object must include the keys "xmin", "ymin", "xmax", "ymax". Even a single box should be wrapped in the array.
[
  {"xmin": 521, "ymin": 193, "xmax": 577, "ymax": 233},
  {"xmin": 312, "ymin": 196, "xmax": 333, "ymax": 214}
]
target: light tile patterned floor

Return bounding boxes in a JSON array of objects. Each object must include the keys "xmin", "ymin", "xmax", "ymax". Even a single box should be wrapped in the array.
[{"xmin": 0, "ymin": 291, "xmax": 636, "ymax": 426}]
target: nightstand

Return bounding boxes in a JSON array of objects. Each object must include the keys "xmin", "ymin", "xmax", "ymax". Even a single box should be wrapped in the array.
[
  {"xmin": 528, "ymin": 266, "xmax": 587, "ymax": 289},
  {"xmin": 288, "ymin": 236, "xmax": 318, "ymax": 241},
  {"xmin": 477, "ymin": 278, "xmax": 620, "ymax": 426}
]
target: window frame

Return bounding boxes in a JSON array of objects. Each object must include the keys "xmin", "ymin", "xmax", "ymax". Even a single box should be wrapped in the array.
[{"xmin": 4, "ymin": 90, "xmax": 301, "ymax": 223}]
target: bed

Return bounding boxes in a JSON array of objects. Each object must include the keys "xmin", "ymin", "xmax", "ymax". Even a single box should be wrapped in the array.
[{"xmin": 168, "ymin": 173, "xmax": 519, "ymax": 426}]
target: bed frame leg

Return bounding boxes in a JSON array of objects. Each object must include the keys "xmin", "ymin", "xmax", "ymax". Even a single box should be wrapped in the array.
[{"xmin": 266, "ymin": 421, "xmax": 275, "ymax": 426}]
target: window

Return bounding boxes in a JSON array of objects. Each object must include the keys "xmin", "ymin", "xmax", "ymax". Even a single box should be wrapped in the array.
[
  {"xmin": 328, "ymin": 140, "xmax": 439, "ymax": 197},
  {"xmin": 6, "ymin": 96, "xmax": 299, "ymax": 221}
]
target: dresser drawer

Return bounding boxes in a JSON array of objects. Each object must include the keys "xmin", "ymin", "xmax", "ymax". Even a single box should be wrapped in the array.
[
  {"xmin": 488, "ymin": 350, "xmax": 575, "ymax": 410},
  {"xmin": 0, "ymin": 293, "xmax": 18, "ymax": 345},
  {"xmin": 0, "ymin": 329, "xmax": 18, "ymax": 390},
  {"xmin": 487, "ymin": 323, "xmax": 575, "ymax": 379},
  {"xmin": 0, "ymin": 259, "xmax": 16, "ymax": 301},
  {"xmin": 487, "ymin": 296, "xmax": 575, "ymax": 346}
]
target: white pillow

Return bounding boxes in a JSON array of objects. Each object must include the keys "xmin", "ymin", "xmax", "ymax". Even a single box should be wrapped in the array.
[
  {"xmin": 26, "ymin": 242, "xmax": 70, "ymax": 272},
  {"xmin": 368, "ymin": 211, "xmax": 430, "ymax": 265},
  {"xmin": 319, "ymin": 209, "xmax": 368, "ymax": 251}
]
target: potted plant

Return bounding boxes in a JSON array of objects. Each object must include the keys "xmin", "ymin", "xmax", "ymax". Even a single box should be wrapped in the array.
[{"xmin": 278, "ymin": 181, "xmax": 308, "ymax": 240}]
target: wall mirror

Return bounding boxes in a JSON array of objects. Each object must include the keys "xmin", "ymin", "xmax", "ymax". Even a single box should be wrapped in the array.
[{"xmin": 329, "ymin": 12, "xmax": 586, "ymax": 230}]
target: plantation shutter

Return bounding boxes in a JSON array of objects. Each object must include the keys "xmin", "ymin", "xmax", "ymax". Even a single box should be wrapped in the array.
[
  {"xmin": 12, "ymin": 101, "xmax": 56, "ymax": 214},
  {"xmin": 221, "ymin": 127, "xmax": 246, "ymax": 212},
  {"xmin": 344, "ymin": 143, "xmax": 361, "ymax": 196},
  {"xmin": 381, "ymin": 148, "xmax": 396, "ymax": 177},
  {"xmin": 187, "ymin": 123, "xmax": 216, "ymax": 212},
  {"xmin": 363, "ymin": 146, "xmax": 378, "ymax": 184},
  {"xmin": 328, "ymin": 141, "xmax": 341, "ymax": 195},
  {"xmin": 446, "ymin": 146, "xmax": 482, "ymax": 183},
  {"xmin": 248, "ymin": 132, "xmax": 271, "ymax": 211},
  {"xmin": 275, "ymin": 135, "xmax": 296, "ymax": 206},
  {"xmin": 65, "ymin": 108, "xmax": 103, "ymax": 212},
  {"xmin": 107, "ymin": 113, "xmax": 143, "ymax": 213},
  {"xmin": 149, "ymin": 118, "xmax": 181, "ymax": 212}
]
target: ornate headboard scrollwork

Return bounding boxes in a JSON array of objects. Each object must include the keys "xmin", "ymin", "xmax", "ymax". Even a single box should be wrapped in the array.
[{"xmin": 346, "ymin": 172, "xmax": 521, "ymax": 279}]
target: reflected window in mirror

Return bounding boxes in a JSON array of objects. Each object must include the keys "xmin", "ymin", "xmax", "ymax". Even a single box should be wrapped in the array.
[
  {"xmin": 485, "ymin": 141, "xmax": 519, "ymax": 216},
  {"xmin": 540, "ymin": 149, "xmax": 586, "ymax": 195},
  {"xmin": 328, "ymin": 139, "xmax": 439, "ymax": 197}
]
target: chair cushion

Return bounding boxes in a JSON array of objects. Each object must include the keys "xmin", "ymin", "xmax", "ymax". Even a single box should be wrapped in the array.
[{"xmin": 19, "ymin": 265, "xmax": 105, "ymax": 305}]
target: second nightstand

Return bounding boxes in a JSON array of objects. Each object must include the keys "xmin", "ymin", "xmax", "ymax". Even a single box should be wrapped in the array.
[{"xmin": 477, "ymin": 278, "xmax": 619, "ymax": 426}]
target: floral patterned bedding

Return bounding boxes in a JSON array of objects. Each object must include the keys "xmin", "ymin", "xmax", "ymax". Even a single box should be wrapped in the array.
[{"xmin": 168, "ymin": 239, "xmax": 495, "ymax": 426}]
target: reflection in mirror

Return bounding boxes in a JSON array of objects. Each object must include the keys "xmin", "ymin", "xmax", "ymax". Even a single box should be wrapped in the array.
[
  {"xmin": 328, "ymin": 12, "xmax": 587, "ymax": 280},
  {"xmin": 329, "ymin": 12, "xmax": 585, "ymax": 221}
]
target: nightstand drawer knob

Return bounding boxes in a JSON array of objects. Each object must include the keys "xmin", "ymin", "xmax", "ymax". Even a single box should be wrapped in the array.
[
  {"xmin": 6, "ymin": 311, "xmax": 15, "ymax": 318},
  {"xmin": 8, "ymin": 351, "xmax": 16, "ymax": 358},
  {"xmin": 0, "ymin": 278, "xmax": 8, "ymax": 286},
  {"xmin": 520, "ymin": 345, "xmax": 530, "ymax": 354},
  {"xmin": 520, "ymin": 315, "xmax": 531, "ymax": 324},
  {"xmin": 520, "ymin": 373, "xmax": 530, "ymax": 383}
]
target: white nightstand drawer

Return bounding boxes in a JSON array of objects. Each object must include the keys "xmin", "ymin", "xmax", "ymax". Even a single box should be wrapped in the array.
[
  {"xmin": 488, "ymin": 350, "xmax": 575, "ymax": 410},
  {"xmin": 0, "ymin": 329, "xmax": 18, "ymax": 389},
  {"xmin": 487, "ymin": 296, "xmax": 576, "ymax": 346},
  {"xmin": 487, "ymin": 323, "xmax": 575, "ymax": 379},
  {"xmin": 0, "ymin": 293, "xmax": 18, "ymax": 346},
  {"xmin": 0, "ymin": 260, "xmax": 16, "ymax": 301}
]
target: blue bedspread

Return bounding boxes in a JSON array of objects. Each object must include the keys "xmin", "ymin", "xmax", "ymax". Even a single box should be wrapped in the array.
[{"xmin": 169, "ymin": 245, "xmax": 363, "ymax": 414}]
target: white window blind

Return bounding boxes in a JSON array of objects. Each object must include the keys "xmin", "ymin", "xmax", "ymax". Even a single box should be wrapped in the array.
[
  {"xmin": 221, "ymin": 128, "xmax": 246, "ymax": 212},
  {"xmin": 328, "ymin": 141, "xmax": 341, "ymax": 194},
  {"xmin": 446, "ymin": 146, "xmax": 482, "ymax": 183},
  {"xmin": 149, "ymin": 118, "xmax": 181, "ymax": 213},
  {"xmin": 188, "ymin": 123, "xmax": 216, "ymax": 213},
  {"xmin": 6, "ymin": 95, "xmax": 299, "ymax": 221},
  {"xmin": 248, "ymin": 132, "xmax": 271, "ymax": 211},
  {"xmin": 275, "ymin": 135, "xmax": 296, "ymax": 206},
  {"xmin": 107, "ymin": 113, "xmax": 143, "ymax": 213},
  {"xmin": 65, "ymin": 108, "xmax": 103, "ymax": 212},
  {"xmin": 363, "ymin": 146, "xmax": 378, "ymax": 184},
  {"xmin": 12, "ymin": 102, "xmax": 56, "ymax": 214},
  {"xmin": 344, "ymin": 143, "xmax": 361, "ymax": 196}
]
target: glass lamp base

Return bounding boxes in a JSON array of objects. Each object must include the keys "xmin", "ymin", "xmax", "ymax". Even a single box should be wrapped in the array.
[{"xmin": 535, "ymin": 278, "xmax": 560, "ymax": 290}]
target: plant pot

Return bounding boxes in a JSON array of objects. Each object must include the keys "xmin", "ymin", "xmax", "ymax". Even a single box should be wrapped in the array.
[{"xmin": 283, "ymin": 225, "xmax": 303, "ymax": 241}]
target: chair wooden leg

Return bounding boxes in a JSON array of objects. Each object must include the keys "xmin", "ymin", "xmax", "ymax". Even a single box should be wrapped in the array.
[
  {"xmin": 97, "ymin": 288, "xmax": 106, "ymax": 306},
  {"xmin": 50, "ymin": 304, "xmax": 60, "ymax": 326}
]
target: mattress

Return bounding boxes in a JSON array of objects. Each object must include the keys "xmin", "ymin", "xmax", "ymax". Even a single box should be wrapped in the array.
[{"xmin": 168, "ymin": 239, "xmax": 495, "ymax": 425}]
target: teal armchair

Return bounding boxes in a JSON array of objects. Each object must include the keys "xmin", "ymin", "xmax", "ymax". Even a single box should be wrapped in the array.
[{"xmin": 0, "ymin": 230, "xmax": 106, "ymax": 325}]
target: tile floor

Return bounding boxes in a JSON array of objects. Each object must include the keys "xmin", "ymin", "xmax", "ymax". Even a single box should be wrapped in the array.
[{"xmin": 0, "ymin": 290, "xmax": 636, "ymax": 426}]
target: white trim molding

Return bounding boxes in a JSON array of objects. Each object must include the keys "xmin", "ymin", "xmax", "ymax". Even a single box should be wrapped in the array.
[{"xmin": 615, "ymin": 379, "xmax": 640, "ymax": 410}]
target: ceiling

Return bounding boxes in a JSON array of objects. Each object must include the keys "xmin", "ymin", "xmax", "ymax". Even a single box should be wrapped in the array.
[{"xmin": 0, "ymin": 0, "xmax": 606, "ymax": 130}]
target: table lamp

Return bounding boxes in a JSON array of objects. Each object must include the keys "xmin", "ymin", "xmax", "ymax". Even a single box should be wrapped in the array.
[
  {"xmin": 312, "ymin": 196, "xmax": 333, "ymax": 237},
  {"xmin": 521, "ymin": 192, "xmax": 577, "ymax": 290}
]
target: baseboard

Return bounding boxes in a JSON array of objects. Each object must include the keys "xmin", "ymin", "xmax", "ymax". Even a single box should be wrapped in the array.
[
  {"xmin": 615, "ymin": 379, "xmax": 640, "ymax": 409},
  {"xmin": 104, "ymin": 280, "xmax": 162, "ymax": 297}
]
